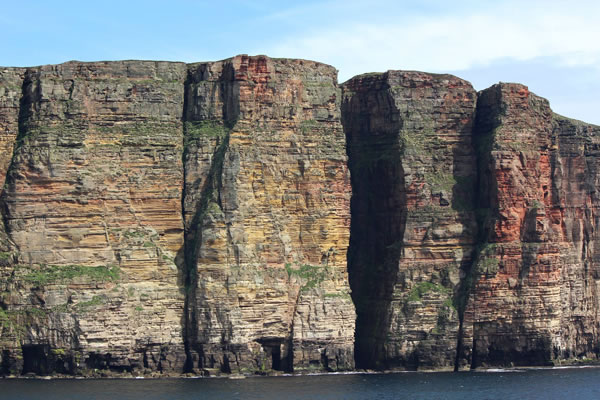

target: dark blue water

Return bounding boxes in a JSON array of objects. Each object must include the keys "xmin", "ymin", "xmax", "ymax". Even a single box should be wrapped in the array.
[{"xmin": 2, "ymin": 367, "xmax": 600, "ymax": 400}]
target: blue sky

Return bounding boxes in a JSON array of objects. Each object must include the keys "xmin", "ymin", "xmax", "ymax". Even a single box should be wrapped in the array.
[{"xmin": 2, "ymin": 0, "xmax": 599, "ymax": 124}]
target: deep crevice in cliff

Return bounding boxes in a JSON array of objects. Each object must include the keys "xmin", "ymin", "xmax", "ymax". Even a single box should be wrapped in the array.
[
  {"xmin": 452, "ymin": 87, "xmax": 501, "ymax": 370},
  {"xmin": 467, "ymin": 87, "xmax": 511, "ymax": 369},
  {"xmin": 0, "ymin": 69, "xmax": 33, "ymax": 254},
  {"xmin": 180, "ymin": 68, "xmax": 195, "ymax": 373},
  {"xmin": 342, "ymin": 81, "xmax": 406, "ymax": 370},
  {"xmin": 181, "ymin": 127, "xmax": 232, "ymax": 372},
  {"xmin": 180, "ymin": 62, "xmax": 237, "ymax": 373}
]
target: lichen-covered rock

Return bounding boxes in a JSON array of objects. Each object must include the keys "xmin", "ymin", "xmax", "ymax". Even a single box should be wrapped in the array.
[
  {"xmin": 342, "ymin": 71, "xmax": 478, "ymax": 370},
  {"xmin": 182, "ymin": 55, "xmax": 355, "ymax": 374}
]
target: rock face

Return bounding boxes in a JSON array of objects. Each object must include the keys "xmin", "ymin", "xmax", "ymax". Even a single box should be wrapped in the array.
[
  {"xmin": 182, "ymin": 56, "xmax": 354, "ymax": 374},
  {"xmin": 0, "ymin": 68, "xmax": 24, "ymax": 251},
  {"xmin": 1, "ymin": 55, "xmax": 599, "ymax": 376},
  {"xmin": 0, "ymin": 68, "xmax": 23, "ymax": 193},
  {"xmin": 342, "ymin": 71, "xmax": 478, "ymax": 370},
  {"xmin": 0, "ymin": 56, "xmax": 354, "ymax": 376},
  {"xmin": 466, "ymin": 83, "xmax": 600, "ymax": 368},
  {"xmin": 342, "ymin": 74, "xmax": 600, "ymax": 370},
  {"xmin": 0, "ymin": 61, "xmax": 188, "ymax": 374}
]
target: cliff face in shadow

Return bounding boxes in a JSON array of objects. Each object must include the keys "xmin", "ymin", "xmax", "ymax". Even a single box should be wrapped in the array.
[
  {"xmin": 342, "ymin": 71, "xmax": 478, "ymax": 370},
  {"xmin": 0, "ymin": 56, "xmax": 598, "ymax": 376}
]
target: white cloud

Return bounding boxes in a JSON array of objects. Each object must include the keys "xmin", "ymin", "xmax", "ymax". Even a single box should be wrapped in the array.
[{"xmin": 261, "ymin": 1, "xmax": 600, "ymax": 81}]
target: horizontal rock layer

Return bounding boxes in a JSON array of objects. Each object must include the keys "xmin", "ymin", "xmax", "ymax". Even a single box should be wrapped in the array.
[
  {"xmin": 0, "ymin": 55, "xmax": 599, "ymax": 376},
  {"xmin": 0, "ymin": 56, "xmax": 354, "ymax": 376},
  {"xmin": 466, "ymin": 84, "xmax": 600, "ymax": 368},
  {"xmin": 342, "ymin": 71, "xmax": 478, "ymax": 370}
]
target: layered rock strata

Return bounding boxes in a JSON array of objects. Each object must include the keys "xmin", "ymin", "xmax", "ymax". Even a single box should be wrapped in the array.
[
  {"xmin": 182, "ymin": 56, "xmax": 354, "ymax": 374},
  {"xmin": 466, "ymin": 83, "xmax": 600, "ymax": 368},
  {"xmin": 0, "ymin": 68, "xmax": 24, "ymax": 251},
  {"xmin": 1, "ymin": 55, "xmax": 599, "ymax": 376},
  {"xmin": 342, "ymin": 74, "xmax": 600, "ymax": 370},
  {"xmin": 0, "ymin": 61, "xmax": 188, "ymax": 375},
  {"xmin": 342, "ymin": 71, "xmax": 478, "ymax": 370},
  {"xmin": 0, "ymin": 68, "xmax": 23, "ymax": 192},
  {"xmin": 0, "ymin": 56, "xmax": 355, "ymax": 376}
]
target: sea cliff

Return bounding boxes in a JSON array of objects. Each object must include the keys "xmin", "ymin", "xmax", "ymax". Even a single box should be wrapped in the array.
[{"xmin": 0, "ymin": 55, "xmax": 598, "ymax": 376}]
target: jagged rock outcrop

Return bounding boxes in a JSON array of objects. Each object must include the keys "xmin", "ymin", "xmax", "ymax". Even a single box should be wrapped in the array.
[{"xmin": 1, "ymin": 55, "xmax": 599, "ymax": 376}]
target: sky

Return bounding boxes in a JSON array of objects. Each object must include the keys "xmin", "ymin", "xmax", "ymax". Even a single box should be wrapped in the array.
[{"xmin": 2, "ymin": 0, "xmax": 599, "ymax": 124}]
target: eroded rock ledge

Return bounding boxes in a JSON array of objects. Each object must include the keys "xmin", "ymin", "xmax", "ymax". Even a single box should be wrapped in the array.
[{"xmin": 0, "ymin": 55, "xmax": 598, "ymax": 376}]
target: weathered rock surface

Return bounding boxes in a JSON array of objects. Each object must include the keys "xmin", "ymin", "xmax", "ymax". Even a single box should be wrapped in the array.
[
  {"xmin": 0, "ymin": 68, "xmax": 23, "ymax": 252},
  {"xmin": 0, "ymin": 61, "xmax": 188, "ymax": 375},
  {"xmin": 0, "ymin": 56, "xmax": 355, "ymax": 376},
  {"xmin": 182, "ymin": 56, "xmax": 354, "ymax": 374},
  {"xmin": 0, "ymin": 68, "xmax": 23, "ymax": 194},
  {"xmin": 465, "ymin": 83, "xmax": 600, "ymax": 368},
  {"xmin": 342, "ymin": 71, "xmax": 478, "ymax": 370},
  {"xmin": 342, "ymin": 74, "xmax": 600, "ymax": 371},
  {"xmin": 1, "ymin": 55, "xmax": 599, "ymax": 376}
]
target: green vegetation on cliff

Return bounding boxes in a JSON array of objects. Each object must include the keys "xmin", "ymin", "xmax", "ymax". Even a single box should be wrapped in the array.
[{"xmin": 22, "ymin": 264, "xmax": 120, "ymax": 286}]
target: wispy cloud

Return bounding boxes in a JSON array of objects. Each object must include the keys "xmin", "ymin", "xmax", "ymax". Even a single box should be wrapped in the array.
[{"xmin": 259, "ymin": 1, "xmax": 600, "ymax": 81}]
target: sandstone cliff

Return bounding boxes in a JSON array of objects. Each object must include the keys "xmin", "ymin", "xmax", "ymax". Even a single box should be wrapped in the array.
[
  {"xmin": 342, "ymin": 71, "xmax": 478, "ymax": 370},
  {"xmin": 0, "ymin": 56, "xmax": 354, "ymax": 376},
  {"xmin": 181, "ymin": 56, "xmax": 354, "ymax": 374},
  {"xmin": 342, "ymin": 75, "xmax": 600, "ymax": 370},
  {"xmin": 0, "ymin": 56, "xmax": 599, "ymax": 376},
  {"xmin": 465, "ymin": 83, "xmax": 600, "ymax": 368},
  {"xmin": 0, "ymin": 61, "xmax": 188, "ymax": 374}
]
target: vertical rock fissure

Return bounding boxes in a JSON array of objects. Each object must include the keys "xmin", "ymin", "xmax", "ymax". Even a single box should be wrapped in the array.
[
  {"xmin": 462, "ymin": 86, "xmax": 503, "ymax": 369},
  {"xmin": 452, "ymin": 149, "xmax": 489, "ymax": 370},
  {"xmin": 180, "ymin": 62, "xmax": 238, "ymax": 373},
  {"xmin": 0, "ymin": 70, "xmax": 29, "ymax": 375},
  {"xmin": 181, "ymin": 125, "xmax": 231, "ymax": 372},
  {"xmin": 286, "ymin": 290, "xmax": 301, "ymax": 372},
  {"xmin": 452, "ymin": 94, "xmax": 498, "ymax": 370},
  {"xmin": 342, "ymin": 84, "xmax": 406, "ymax": 369},
  {"xmin": 1, "ymin": 70, "xmax": 33, "ymax": 245},
  {"xmin": 180, "ymin": 70, "xmax": 195, "ymax": 372}
]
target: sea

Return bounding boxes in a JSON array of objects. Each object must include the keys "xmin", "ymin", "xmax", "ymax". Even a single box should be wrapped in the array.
[{"xmin": 1, "ymin": 367, "xmax": 599, "ymax": 399}]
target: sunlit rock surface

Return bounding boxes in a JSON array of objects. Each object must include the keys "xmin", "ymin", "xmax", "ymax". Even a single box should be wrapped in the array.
[{"xmin": 0, "ymin": 56, "xmax": 599, "ymax": 376}]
